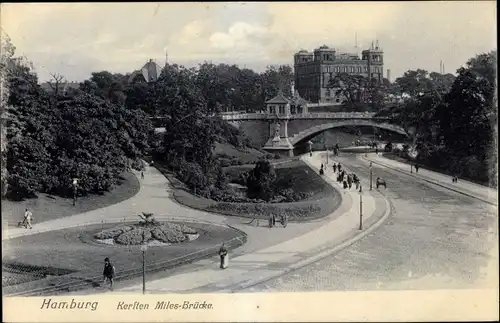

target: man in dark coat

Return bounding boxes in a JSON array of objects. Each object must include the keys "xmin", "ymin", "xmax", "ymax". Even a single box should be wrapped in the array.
[
  {"xmin": 333, "ymin": 163, "xmax": 337, "ymax": 172},
  {"xmin": 103, "ymin": 257, "xmax": 116, "ymax": 290}
]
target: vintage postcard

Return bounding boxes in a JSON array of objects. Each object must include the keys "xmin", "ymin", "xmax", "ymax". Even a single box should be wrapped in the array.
[{"xmin": 1, "ymin": 2, "xmax": 498, "ymax": 322}]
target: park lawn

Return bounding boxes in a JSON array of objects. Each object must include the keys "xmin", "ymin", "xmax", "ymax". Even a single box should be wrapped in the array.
[
  {"xmin": 213, "ymin": 141, "xmax": 265, "ymax": 164},
  {"xmin": 156, "ymin": 160, "xmax": 341, "ymax": 222},
  {"xmin": 1, "ymin": 172, "xmax": 140, "ymax": 228}
]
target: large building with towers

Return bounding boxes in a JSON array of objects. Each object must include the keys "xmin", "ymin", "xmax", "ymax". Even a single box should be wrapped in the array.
[{"xmin": 294, "ymin": 41, "xmax": 384, "ymax": 103}]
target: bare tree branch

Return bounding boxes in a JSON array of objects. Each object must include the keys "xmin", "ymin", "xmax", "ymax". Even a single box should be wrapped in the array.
[{"xmin": 49, "ymin": 73, "xmax": 66, "ymax": 95}]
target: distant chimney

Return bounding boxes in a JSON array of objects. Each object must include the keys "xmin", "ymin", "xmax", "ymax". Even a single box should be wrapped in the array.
[{"xmin": 387, "ymin": 69, "xmax": 391, "ymax": 83}]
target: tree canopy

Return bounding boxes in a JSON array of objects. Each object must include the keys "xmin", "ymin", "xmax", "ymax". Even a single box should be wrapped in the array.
[
  {"xmin": 378, "ymin": 50, "xmax": 497, "ymax": 186},
  {"xmin": 3, "ymin": 40, "xmax": 152, "ymax": 199}
]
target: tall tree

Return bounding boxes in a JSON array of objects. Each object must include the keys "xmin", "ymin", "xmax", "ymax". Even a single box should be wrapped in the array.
[
  {"xmin": 328, "ymin": 72, "xmax": 366, "ymax": 110},
  {"xmin": 437, "ymin": 51, "xmax": 497, "ymax": 163}
]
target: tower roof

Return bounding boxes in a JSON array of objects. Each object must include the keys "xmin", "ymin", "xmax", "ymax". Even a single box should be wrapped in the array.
[
  {"xmin": 141, "ymin": 59, "xmax": 162, "ymax": 82},
  {"xmin": 266, "ymin": 91, "xmax": 291, "ymax": 104}
]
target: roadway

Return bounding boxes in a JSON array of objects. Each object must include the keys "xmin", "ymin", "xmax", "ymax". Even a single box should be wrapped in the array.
[{"xmin": 242, "ymin": 153, "xmax": 498, "ymax": 291}]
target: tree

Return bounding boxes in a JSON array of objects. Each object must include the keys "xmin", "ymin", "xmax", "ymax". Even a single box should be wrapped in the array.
[
  {"xmin": 436, "ymin": 50, "xmax": 497, "ymax": 179},
  {"xmin": 394, "ymin": 69, "xmax": 434, "ymax": 98},
  {"xmin": 378, "ymin": 51, "xmax": 497, "ymax": 185},
  {"xmin": 5, "ymin": 55, "xmax": 152, "ymax": 199},
  {"xmin": 328, "ymin": 73, "xmax": 366, "ymax": 110},
  {"xmin": 1, "ymin": 30, "xmax": 16, "ymax": 197},
  {"xmin": 47, "ymin": 73, "xmax": 66, "ymax": 96},
  {"xmin": 261, "ymin": 65, "xmax": 294, "ymax": 100},
  {"xmin": 246, "ymin": 159, "xmax": 277, "ymax": 201},
  {"xmin": 365, "ymin": 77, "xmax": 388, "ymax": 111}
]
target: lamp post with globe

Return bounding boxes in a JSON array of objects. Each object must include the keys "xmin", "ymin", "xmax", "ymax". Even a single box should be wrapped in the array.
[
  {"xmin": 359, "ymin": 184, "xmax": 363, "ymax": 230},
  {"xmin": 369, "ymin": 162, "xmax": 373, "ymax": 190},
  {"xmin": 141, "ymin": 244, "xmax": 148, "ymax": 294},
  {"xmin": 72, "ymin": 178, "xmax": 79, "ymax": 206}
]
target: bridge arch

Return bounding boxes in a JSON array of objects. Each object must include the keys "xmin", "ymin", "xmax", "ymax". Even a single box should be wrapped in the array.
[{"xmin": 289, "ymin": 119, "xmax": 408, "ymax": 146}]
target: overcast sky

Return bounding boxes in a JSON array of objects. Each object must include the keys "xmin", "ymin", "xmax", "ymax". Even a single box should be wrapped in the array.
[{"xmin": 2, "ymin": 2, "xmax": 496, "ymax": 82}]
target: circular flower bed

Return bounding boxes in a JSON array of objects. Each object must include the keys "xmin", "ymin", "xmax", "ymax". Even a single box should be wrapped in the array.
[{"xmin": 93, "ymin": 216, "xmax": 199, "ymax": 246}]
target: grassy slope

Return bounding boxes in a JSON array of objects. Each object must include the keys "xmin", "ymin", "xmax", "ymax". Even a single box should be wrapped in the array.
[
  {"xmin": 1, "ymin": 172, "xmax": 140, "ymax": 228},
  {"xmin": 213, "ymin": 141, "xmax": 265, "ymax": 164}
]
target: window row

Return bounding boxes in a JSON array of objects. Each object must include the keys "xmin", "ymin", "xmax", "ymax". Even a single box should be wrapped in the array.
[{"xmin": 323, "ymin": 66, "xmax": 368, "ymax": 73}]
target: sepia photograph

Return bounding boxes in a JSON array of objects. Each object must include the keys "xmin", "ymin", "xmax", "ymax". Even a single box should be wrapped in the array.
[{"xmin": 1, "ymin": 1, "xmax": 498, "ymax": 322}]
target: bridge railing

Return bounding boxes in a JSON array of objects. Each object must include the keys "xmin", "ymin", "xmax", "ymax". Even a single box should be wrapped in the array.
[{"xmin": 220, "ymin": 112, "xmax": 387, "ymax": 121}]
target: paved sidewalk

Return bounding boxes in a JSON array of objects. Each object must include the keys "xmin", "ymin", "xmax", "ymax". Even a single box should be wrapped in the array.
[
  {"xmin": 364, "ymin": 153, "xmax": 498, "ymax": 205},
  {"xmin": 107, "ymin": 152, "xmax": 385, "ymax": 294}
]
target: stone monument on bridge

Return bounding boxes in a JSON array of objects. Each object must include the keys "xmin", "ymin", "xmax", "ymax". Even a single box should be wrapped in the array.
[{"xmin": 262, "ymin": 91, "xmax": 310, "ymax": 156}]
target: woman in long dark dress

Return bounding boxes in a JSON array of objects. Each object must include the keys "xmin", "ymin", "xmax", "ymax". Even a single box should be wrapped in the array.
[{"xmin": 219, "ymin": 243, "xmax": 228, "ymax": 269}]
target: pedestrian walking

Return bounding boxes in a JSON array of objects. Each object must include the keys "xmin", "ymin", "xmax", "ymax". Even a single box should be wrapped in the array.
[
  {"xmin": 268, "ymin": 214, "xmax": 274, "ymax": 228},
  {"xmin": 219, "ymin": 243, "xmax": 229, "ymax": 269},
  {"xmin": 338, "ymin": 163, "xmax": 342, "ymax": 172},
  {"xmin": 347, "ymin": 175, "xmax": 352, "ymax": 189},
  {"xmin": 22, "ymin": 208, "xmax": 33, "ymax": 229},
  {"xmin": 141, "ymin": 171, "xmax": 144, "ymax": 179},
  {"xmin": 272, "ymin": 213, "xmax": 276, "ymax": 226},
  {"xmin": 343, "ymin": 180, "xmax": 348, "ymax": 189},
  {"xmin": 102, "ymin": 257, "xmax": 116, "ymax": 290},
  {"xmin": 414, "ymin": 164, "xmax": 419, "ymax": 173},
  {"xmin": 333, "ymin": 163, "xmax": 337, "ymax": 172}
]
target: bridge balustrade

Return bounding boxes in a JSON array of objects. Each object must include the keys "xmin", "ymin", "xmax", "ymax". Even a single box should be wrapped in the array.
[{"xmin": 219, "ymin": 111, "xmax": 388, "ymax": 121}]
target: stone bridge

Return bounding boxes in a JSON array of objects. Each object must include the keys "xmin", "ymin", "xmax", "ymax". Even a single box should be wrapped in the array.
[{"xmin": 221, "ymin": 111, "xmax": 407, "ymax": 156}]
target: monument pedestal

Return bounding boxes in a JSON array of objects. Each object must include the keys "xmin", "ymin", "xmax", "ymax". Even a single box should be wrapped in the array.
[{"xmin": 263, "ymin": 136, "xmax": 294, "ymax": 157}]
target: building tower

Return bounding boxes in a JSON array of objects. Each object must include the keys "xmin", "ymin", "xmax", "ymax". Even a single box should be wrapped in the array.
[
  {"xmin": 165, "ymin": 48, "xmax": 169, "ymax": 67},
  {"xmin": 387, "ymin": 69, "xmax": 391, "ymax": 83},
  {"xmin": 361, "ymin": 40, "xmax": 384, "ymax": 81},
  {"xmin": 293, "ymin": 49, "xmax": 314, "ymax": 101}
]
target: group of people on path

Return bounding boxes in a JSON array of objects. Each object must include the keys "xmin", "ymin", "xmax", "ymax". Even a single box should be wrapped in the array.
[{"xmin": 322, "ymin": 162, "xmax": 361, "ymax": 191}]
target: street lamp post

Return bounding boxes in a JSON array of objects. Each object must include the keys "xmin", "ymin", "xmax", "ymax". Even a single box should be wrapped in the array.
[
  {"xmin": 141, "ymin": 244, "xmax": 148, "ymax": 294},
  {"xmin": 72, "ymin": 178, "xmax": 79, "ymax": 206},
  {"xmin": 369, "ymin": 162, "xmax": 373, "ymax": 191},
  {"xmin": 359, "ymin": 191, "xmax": 363, "ymax": 230}
]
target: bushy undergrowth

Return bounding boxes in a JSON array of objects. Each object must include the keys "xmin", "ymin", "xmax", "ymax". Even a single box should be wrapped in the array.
[{"xmin": 207, "ymin": 202, "xmax": 322, "ymax": 220}]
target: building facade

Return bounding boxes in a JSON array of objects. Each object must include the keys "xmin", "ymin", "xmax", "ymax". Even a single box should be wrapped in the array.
[{"xmin": 294, "ymin": 41, "xmax": 384, "ymax": 103}]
